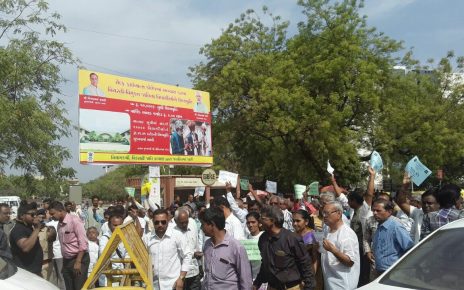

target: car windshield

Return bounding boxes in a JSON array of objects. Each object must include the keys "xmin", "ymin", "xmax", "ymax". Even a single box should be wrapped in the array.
[
  {"xmin": 380, "ymin": 228, "xmax": 464, "ymax": 290},
  {"xmin": 0, "ymin": 257, "xmax": 18, "ymax": 280}
]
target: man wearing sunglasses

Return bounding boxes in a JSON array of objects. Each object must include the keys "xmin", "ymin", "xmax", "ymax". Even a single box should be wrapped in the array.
[
  {"xmin": 143, "ymin": 208, "xmax": 193, "ymax": 290},
  {"xmin": 9, "ymin": 200, "xmax": 44, "ymax": 276}
]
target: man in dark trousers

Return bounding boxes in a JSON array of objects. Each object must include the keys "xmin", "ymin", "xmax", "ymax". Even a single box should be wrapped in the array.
[
  {"xmin": 49, "ymin": 201, "xmax": 89, "ymax": 290},
  {"xmin": 253, "ymin": 205, "xmax": 315, "ymax": 290}
]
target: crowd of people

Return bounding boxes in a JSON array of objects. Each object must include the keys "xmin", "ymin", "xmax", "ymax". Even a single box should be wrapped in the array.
[{"xmin": 0, "ymin": 166, "xmax": 463, "ymax": 290}]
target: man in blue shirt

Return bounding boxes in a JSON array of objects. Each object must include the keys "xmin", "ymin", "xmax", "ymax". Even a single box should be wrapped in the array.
[{"xmin": 372, "ymin": 199, "xmax": 414, "ymax": 275}]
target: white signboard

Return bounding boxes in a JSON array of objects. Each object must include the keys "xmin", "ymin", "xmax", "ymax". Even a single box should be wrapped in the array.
[
  {"xmin": 149, "ymin": 165, "xmax": 160, "ymax": 178},
  {"xmin": 148, "ymin": 166, "xmax": 161, "ymax": 208},
  {"xmin": 218, "ymin": 170, "xmax": 239, "ymax": 188},
  {"xmin": 265, "ymin": 180, "xmax": 277, "ymax": 194}
]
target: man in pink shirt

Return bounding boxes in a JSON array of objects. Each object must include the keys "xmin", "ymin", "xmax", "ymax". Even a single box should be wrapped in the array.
[{"xmin": 49, "ymin": 201, "xmax": 89, "ymax": 290}]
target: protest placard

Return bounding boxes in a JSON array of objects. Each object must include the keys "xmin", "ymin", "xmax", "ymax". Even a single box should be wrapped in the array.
[
  {"xmin": 308, "ymin": 181, "xmax": 319, "ymax": 196},
  {"xmin": 218, "ymin": 170, "xmax": 239, "ymax": 188},
  {"xmin": 240, "ymin": 239, "xmax": 261, "ymax": 261},
  {"xmin": 370, "ymin": 151, "xmax": 384, "ymax": 172},
  {"xmin": 265, "ymin": 180, "xmax": 277, "ymax": 194},
  {"xmin": 405, "ymin": 156, "xmax": 432, "ymax": 186},
  {"xmin": 240, "ymin": 179, "xmax": 249, "ymax": 191},
  {"xmin": 124, "ymin": 187, "xmax": 135, "ymax": 197},
  {"xmin": 327, "ymin": 160, "xmax": 335, "ymax": 175},
  {"xmin": 194, "ymin": 187, "xmax": 205, "ymax": 197},
  {"xmin": 294, "ymin": 184, "xmax": 307, "ymax": 199}
]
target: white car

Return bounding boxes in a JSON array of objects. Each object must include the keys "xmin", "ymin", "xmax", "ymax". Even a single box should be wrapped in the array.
[
  {"xmin": 358, "ymin": 218, "xmax": 464, "ymax": 290},
  {"xmin": 0, "ymin": 258, "xmax": 58, "ymax": 290}
]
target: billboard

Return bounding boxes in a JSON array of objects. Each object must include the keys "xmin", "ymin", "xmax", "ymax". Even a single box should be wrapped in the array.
[{"xmin": 78, "ymin": 70, "xmax": 213, "ymax": 165}]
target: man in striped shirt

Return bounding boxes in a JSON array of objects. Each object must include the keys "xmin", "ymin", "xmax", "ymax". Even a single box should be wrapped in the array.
[{"xmin": 421, "ymin": 184, "xmax": 464, "ymax": 239}]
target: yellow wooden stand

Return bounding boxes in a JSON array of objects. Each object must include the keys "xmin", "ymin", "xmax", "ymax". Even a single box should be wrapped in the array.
[{"xmin": 82, "ymin": 222, "xmax": 152, "ymax": 289}]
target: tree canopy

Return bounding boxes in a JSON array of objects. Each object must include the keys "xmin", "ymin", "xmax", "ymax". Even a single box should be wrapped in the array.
[
  {"xmin": 0, "ymin": 0, "xmax": 77, "ymax": 195},
  {"xmin": 189, "ymin": 0, "xmax": 464, "ymax": 190}
]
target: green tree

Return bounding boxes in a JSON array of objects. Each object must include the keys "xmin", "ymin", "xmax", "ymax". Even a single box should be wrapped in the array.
[
  {"xmin": 374, "ymin": 52, "xmax": 464, "ymax": 184},
  {"xmin": 0, "ymin": 0, "xmax": 77, "ymax": 195},
  {"xmin": 189, "ymin": 0, "xmax": 403, "ymax": 189},
  {"xmin": 82, "ymin": 165, "xmax": 149, "ymax": 201},
  {"xmin": 112, "ymin": 133, "xmax": 123, "ymax": 143},
  {"xmin": 88, "ymin": 131, "xmax": 98, "ymax": 142}
]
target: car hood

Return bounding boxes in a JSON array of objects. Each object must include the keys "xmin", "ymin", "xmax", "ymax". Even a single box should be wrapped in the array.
[
  {"xmin": 1, "ymin": 267, "xmax": 59, "ymax": 290},
  {"xmin": 358, "ymin": 283, "xmax": 417, "ymax": 290}
]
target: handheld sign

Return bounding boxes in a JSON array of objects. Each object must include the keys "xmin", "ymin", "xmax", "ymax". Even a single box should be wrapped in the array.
[
  {"xmin": 294, "ymin": 184, "xmax": 307, "ymax": 199},
  {"xmin": 405, "ymin": 156, "xmax": 432, "ymax": 186},
  {"xmin": 370, "ymin": 151, "xmax": 384, "ymax": 173},
  {"xmin": 218, "ymin": 170, "xmax": 239, "ymax": 188},
  {"xmin": 240, "ymin": 239, "xmax": 261, "ymax": 261},
  {"xmin": 240, "ymin": 179, "xmax": 250, "ymax": 191},
  {"xmin": 124, "ymin": 187, "xmax": 136, "ymax": 197},
  {"xmin": 308, "ymin": 182, "xmax": 319, "ymax": 196},
  {"xmin": 265, "ymin": 180, "xmax": 277, "ymax": 194},
  {"xmin": 327, "ymin": 160, "xmax": 335, "ymax": 175},
  {"xmin": 194, "ymin": 187, "xmax": 205, "ymax": 197}
]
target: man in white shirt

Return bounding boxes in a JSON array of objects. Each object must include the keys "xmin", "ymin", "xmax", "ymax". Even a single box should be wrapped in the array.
[
  {"xmin": 83, "ymin": 72, "xmax": 105, "ymax": 97},
  {"xmin": 143, "ymin": 208, "xmax": 192, "ymax": 290},
  {"xmin": 212, "ymin": 197, "xmax": 245, "ymax": 240},
  {"xmin": 174, "ymin": 208, "xmax": 202, "ymax": 290},
  {"xmin": 46, "ymin": 218, "xmax": 65, "ymax": 290},
  {"xmin": 345, "ymin": 166, "xmax": 375, "ymax": 287},
  {"xmin": 99, "ymin": 214, "xmax": 127, "ymax": 287},
  {"xmin": 321, "ymin": 201, "xmax": 360, "ymax": 290},
  {"xmin": 225, "ymin": 182, "xmax": 248, "ymax": 224},
  {"xmin": 396, "ymin": 188, "xmax": 439, "ymax": 244},
  {"xmin": 280, "ymin": 198, "xmax": 295, "ymax": 232}
]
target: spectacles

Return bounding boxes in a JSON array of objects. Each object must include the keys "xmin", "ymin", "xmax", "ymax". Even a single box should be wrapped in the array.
[
  {"xmin": 269, "ymin": 202, "xmax": 279, "ymax": 205},
  {"xmin": 154, "ymin": 220, "xmax": 167, "ymax": 225},
  {"xmin": 26, "ymin": 212, "xmax": 37, "ymax": 217},
  {"xmin": 322, "ymin": 210, "xmax": 339, "ymax": 217}
]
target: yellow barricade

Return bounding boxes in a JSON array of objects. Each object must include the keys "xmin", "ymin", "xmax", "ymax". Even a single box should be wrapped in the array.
[{"xmin": 82, "ymin": 222, "xmax": 152, "ymax": 289}]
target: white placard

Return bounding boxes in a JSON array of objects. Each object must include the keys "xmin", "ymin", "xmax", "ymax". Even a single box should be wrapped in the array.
[
  {"xmin": 194, "ymin": 187, "xmax": 205, "ymax": 197},
  {"xmin": 265, "ymin": 180, "xmax": 277, "ymax": 193},
  {"xmin": 218, "ymin": 170, "xmax": 239, "ymax": 188},
  {"xmin": 327, "ymin": 160, "xmax": 335, "ymax": 175}
]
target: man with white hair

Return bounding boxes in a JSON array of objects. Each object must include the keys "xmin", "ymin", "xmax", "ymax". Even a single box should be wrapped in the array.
[
  {"xmin": 170, "ymin": 120, "xmax": 185, "ymax": 155},
  {"xmin": 319, "ymin": 192, "xmax": 350, "ymax": 233},
  {"xmin": 321, "ymin": 201, "xmax": 360, "ymax": 290}
]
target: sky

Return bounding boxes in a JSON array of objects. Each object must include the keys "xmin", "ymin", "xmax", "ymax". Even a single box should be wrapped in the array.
[{"xmin": 34, "ymin": 0, "xmax": 464, "ymax": 183}]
